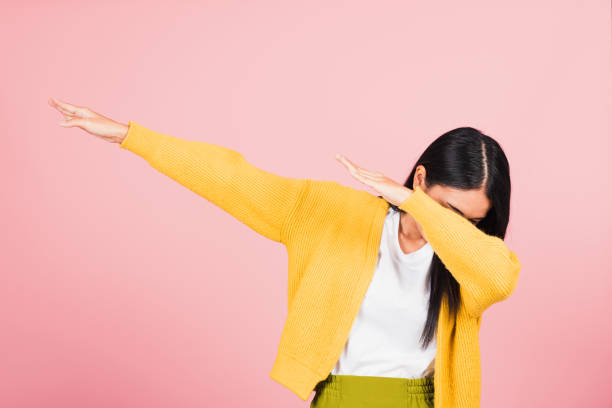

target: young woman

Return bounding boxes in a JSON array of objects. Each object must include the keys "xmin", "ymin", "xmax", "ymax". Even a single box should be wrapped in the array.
[{"xmin": 49, "ymin": 97, "xmax": 521, "ymax": 408}]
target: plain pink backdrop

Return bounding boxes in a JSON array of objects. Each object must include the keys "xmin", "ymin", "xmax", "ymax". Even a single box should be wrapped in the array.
[{"xmin": 1, "ymin": 1, "xmax": 610, "ymax": 407}]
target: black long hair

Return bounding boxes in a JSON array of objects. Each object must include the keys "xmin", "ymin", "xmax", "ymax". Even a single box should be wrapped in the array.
[{"xmin": 381, "ymin": 126, "xmax": 513, "ymax": 349}]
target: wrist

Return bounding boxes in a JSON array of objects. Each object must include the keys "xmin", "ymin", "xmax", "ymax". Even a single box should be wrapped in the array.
[
  {"xmin": 395, "ymin": 187, "xmax": 413, "ymax": 207},
  {"xmin": 114, "ymin": 122, "xmax": 129, "ymax": 144}
]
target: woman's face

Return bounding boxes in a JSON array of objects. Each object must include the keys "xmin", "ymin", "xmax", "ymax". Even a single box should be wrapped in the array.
[
  {"xmin": 413, "ymin": 165, "xmax": 491, "ymax": 226},
  {"xmin": 425, "ymin": 184, "xmax": 490, "ymax": 225}
]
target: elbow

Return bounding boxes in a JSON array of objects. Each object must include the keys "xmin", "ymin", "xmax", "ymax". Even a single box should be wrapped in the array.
[
  {"xmin": 469, "ymin": 256, "xmax": 521, "ymax": 318},
  {"xmin": 495, "ymin": 255, "xmax": 522, "ymax": 301}
]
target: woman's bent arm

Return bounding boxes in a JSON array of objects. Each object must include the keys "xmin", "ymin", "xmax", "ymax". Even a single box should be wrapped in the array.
[
  {"xmin": 399, "ymin": 186, "xmax": 521, "ymax": 318},
  {"xmin": 120, "ymin": 121, "xmax": 308, "ymax": 244}
]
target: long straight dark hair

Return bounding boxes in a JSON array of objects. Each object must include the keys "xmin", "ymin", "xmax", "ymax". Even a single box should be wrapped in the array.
[{"xmin": 380, "ymin": 126, "xmax": 513, "ymax": 349}]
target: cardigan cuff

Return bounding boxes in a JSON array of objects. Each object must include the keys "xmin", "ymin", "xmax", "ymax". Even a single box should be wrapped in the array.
[{"xmin": 119, "ymin": 120, "xmax": 162, "ymax": 161}]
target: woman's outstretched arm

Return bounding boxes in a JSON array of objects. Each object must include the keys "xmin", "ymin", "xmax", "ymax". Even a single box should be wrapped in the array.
[
  {"xmin": 119, "ymin": 121, "xmax": 307, "ymax": 243},
  {"xmin": 49, "ymin": 98, "xmax": 308, "ymax": 244}
]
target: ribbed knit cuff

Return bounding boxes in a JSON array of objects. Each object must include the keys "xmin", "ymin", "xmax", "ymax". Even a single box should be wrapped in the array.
[
  {"xmin": 269, "ymin": 351, "xmax": 322, "ymax": 401},
  {"xmin": 397, "ymin": 185, "xmax": 438, "ymax": 222},
  {"xmin": 119, "ymin": 121, "xmax": 162, "ymax": 161}
]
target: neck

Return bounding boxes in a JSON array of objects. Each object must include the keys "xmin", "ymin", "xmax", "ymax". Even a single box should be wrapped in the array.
[{"xmin": 399, "ymin": 211, "xmax": 426, "ymax": 242}]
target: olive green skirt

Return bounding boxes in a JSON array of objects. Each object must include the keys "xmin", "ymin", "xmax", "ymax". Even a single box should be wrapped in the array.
[{"xmin": 310, "ymin": 373, "xmax": 434, "ymax": 408}]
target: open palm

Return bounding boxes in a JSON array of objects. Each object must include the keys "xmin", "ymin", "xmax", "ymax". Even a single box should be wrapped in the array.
[{"xmin": 335, "ymin": 153, "xmax": 412, "ymax": 207}]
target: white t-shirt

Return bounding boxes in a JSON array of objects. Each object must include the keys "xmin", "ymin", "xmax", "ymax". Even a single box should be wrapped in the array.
[{"xmin": 331, "ymin": 207, "xmax": 436, "ymax": 378}]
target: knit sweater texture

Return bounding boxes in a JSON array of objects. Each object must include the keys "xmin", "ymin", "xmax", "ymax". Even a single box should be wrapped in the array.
[{"xmin": 119, "ymin": 121, "xmax": 522, "ymax": 407}]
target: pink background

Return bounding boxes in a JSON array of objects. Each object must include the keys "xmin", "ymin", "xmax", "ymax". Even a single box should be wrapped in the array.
[{"xmin": 1, "ymin": 1, "xmax": 610, "ymax": 407}]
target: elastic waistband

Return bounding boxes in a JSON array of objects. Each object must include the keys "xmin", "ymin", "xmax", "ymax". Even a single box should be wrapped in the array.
[{"xmin": 315, "ymin": 374, "xmax": 434, "ymax": 397}]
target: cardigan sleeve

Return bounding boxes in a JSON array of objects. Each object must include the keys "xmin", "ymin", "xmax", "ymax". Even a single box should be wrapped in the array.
[
  {"xmin": 119, "ymin": 121, "xmax": 308, "ymax": 244},
  {"xmin": 398, "ymin": 185, "xmax": 521, "ymax": 318}
]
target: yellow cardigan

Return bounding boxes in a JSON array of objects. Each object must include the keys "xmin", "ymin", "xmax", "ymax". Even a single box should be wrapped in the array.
[{"xmin": 119, "ymin": 121, "xmax": 521, "ymax": 407}]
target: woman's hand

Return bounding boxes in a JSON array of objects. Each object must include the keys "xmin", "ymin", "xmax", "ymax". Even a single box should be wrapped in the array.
[
  {"xmin": 422, "ymin": 357, "xmax": 435, "ymax": 378},
  {"xmin": 48, "ymin": 97, "xmax": 129, "ymax": 144},
  {"xmin": 335, "ymin": 153, "xmax": 413, "ymax": 207}
]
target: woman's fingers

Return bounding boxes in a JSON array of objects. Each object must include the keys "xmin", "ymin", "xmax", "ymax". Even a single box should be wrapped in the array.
[
  {"xmin": 350, "ymin": 171, "xmax": 374, "ymax": 186},
  {"xmin": 49, "ymin": 97, "xmax": 90, "ymax": 118},
  {"xmin": 336, "ymin": 154, "xmax": 408, "ymax": 205},
  {"xmin": 49, "ymin": 98, "xmax": 78, "ymax": 113},
  {"xmin": 58, "ymin": 117, "xmax": 84, "ymax": 128},
  {"xmin": 337, "ymin": 155, "xmax": 364, "ymax": 180},
  {"xmin": 335, "ymin": 154, "xmax": 383, "ymax": 177},
  {"xmin": 335, "ymin": 155, "xmax": 384, "ymax": 189},
  {"xmin": 49, "ymin": 99, "xmax": 78, "ymax": 119},
  {"xmin": 334, "ymin": 154, "xmax": 354, "ymax": 171},
  {"xmin": 56, "ymin": 106, "xmax": 78, "ymax": 119}
]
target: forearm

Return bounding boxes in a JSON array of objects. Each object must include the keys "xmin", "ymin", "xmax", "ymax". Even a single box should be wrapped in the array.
[{"xmin": 398, "ymin": 186, "xmax": 521, "ymax": 317}]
